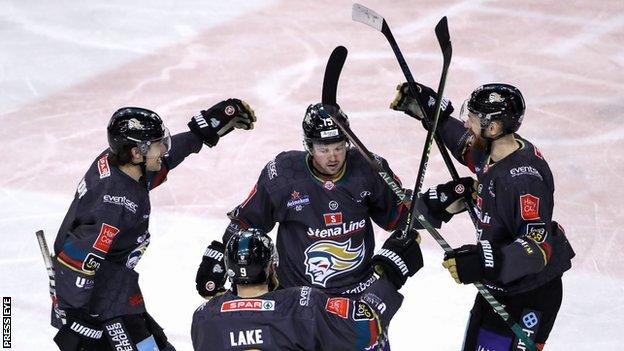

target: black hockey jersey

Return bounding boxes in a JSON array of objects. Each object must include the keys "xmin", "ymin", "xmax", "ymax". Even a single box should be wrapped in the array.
[
  {"xmin": 52, "ymin": 131, "xmax": 202, "ymax": 321},
  {"xmin": 223, "ymin": 150, "xmax": 409, "ymax": 296},
  {"xmin": 439, "ymin": 117, "xmax": 575, "ymax": 294},
  {"xmin": 191, "ymin": 277, "xmax": 403, "ymax": 351}
]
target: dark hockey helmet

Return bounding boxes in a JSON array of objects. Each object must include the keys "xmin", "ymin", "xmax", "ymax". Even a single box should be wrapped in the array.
[
  {"xmin": 225, "ymin": 228, "xmax": 277, "ymax": 285},
  {"xmin": 107, "ymin": 107, "xmax": 171, "ymax": 155},
  {"xmin": 302, "ymin": 103, "xmax": 349, "ymax": 148},
  {"xmin": 463, "ymin": 83, "xmax": 525, "ymax": 134}
]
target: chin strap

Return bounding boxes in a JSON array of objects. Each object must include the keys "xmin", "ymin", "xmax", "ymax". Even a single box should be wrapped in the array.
[{"xmin": 131, "ymin": 155, "xmax": 148, "ymax": 188}]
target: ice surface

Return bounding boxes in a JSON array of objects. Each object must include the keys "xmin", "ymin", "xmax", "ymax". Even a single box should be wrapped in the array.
[{"xmin": 1, "ymin": 0, "xmax": 623, "ymax": 349}]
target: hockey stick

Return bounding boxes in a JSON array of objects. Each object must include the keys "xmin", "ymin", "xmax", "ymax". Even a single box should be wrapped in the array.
[
  {"xmin": 36, "ymin": 230, "xmax": 66, "ymax": 324},
  {"xmin": 352, "ymin": 4, "xmax": 480, "ymax": 228},
  {"xmin": 404, "ymin": 16, "xmax": 451, "ymax": 238},
  {"xmin": 330, "ymin": 116, "xmax": 537, "ymax": 351},
  {"xmin": 319, "ymin": 40, "xmax": 537, "ymax": 351},
  {"xmin": 321, "ymin": 46, "xmax": 391, "ymax": 351},
  {"xmin": 321, "ymin": 45, "xmax": 409, "ymax": 203}
]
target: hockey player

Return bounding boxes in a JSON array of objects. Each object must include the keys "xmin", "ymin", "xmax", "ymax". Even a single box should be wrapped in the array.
[
  {"xmin": 195, "ymin": 103, "xmax": 437, "ymax": 300},
  {"xmin": 51, "ymin": 100, "xmax": 256, "ymax": 351},
  {"xmin": 390, "ymin": 82, "xmax": 575, "ymax": 350},
  {"xmin": 191, "ymin": 227, "xmax": 423, "ymax": 351}
]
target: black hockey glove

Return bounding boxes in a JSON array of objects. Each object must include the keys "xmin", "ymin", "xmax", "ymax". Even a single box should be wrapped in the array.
[
  {"xmin": 423, "ymin": 177, "xmax": 477, "ymax": 222},
  {"xmin": 372, "ymin": 229, "xmax": 423, "ymax": 290},
  {"xmin": 389, "ymin": 82, "xmax": 454, "ymax": 130},
  {"xmin": 195, "ymin": 241, "xmax": 227, "ymax": 298},
  {"xmin": 442, "ymin": 240, "xmax": 500, "ymax": 284},
  {"xmin": 188, "ymin": 98, "xmax": 256, "ymax": 147},
  {"xmin": 53, "ymin": 309, "xmax": 103, "ymax": 351}
]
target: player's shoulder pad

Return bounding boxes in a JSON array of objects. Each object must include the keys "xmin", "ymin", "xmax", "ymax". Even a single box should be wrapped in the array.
[
  {"xmin": 193, "ymin": 292, "xmax": 229, "ymax": 318},
  {"xmin": 497, "ymin": 139, "xmax": 548, "ymax": 184},
  {"xmin": 262, "ymin": 150, "xmax": 306, "ymax": 182},
  {"xmin": 348, "ymin": 149, "xmax": 388, "ymax": 172}
]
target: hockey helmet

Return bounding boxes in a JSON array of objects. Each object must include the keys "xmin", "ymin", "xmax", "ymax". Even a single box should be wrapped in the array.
[
  {"xmin": 461, "ymin": 83, "xmax": 525, "ymax": 134},
  {"xmin": 107, "ymin": 107, "xmax": 171, "ymax": 155},
  {"xmin": 302, "ymin": 103, "xmax": 348, "ymax": 147},
  {"xmin": 225, "ymin": 228, "xmax": 277, "ymax": 285}
]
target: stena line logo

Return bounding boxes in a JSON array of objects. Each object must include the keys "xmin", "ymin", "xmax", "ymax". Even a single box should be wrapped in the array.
[{"xmin": 308, "ymin": 219, "xmax": 366, "ymax": 239}]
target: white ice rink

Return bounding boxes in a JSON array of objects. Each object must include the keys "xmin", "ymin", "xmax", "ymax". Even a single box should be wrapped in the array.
[{"xmin": 1, "ymin": 1, "xmax": 623, "ymax": 350}]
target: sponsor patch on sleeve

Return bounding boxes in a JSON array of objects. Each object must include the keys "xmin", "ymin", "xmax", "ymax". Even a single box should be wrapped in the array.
[
  {"xmin": 325, "ymin": 297, "xmax": 350, "ymax": 319},
  {"xmin": 520, "ymin": 194, "xmax": 540, "ymax": 220},
  {"xmin": 353, "ymin": 301, "xmax": 375, "ymax": 321},
  {"xmin": 98, "ymin": 155, "xmax": 111, "ymax": 179},
  {"xmin": 81, "ymin": 252, "xmax": 104, "ymax": 272},
  {"xmin": 93, "ymin": 223, "xmax": 120, "ymax": 253},
  {"xmin": 525, "ymin": 223, "xmax": 547, "ymax": 244}
]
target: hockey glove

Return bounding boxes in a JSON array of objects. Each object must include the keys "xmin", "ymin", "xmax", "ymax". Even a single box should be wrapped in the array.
[
  {"xmin": 423, "ymin": 177, "xmax": 477, "ymax": 222},
  {"xmin": 442, "ymin": 240, "xmax": 500, "ymax": 284},
  {"xmin": 389, "ymin": 82, "xmax": 454, "ymax": 130},
  {"xmin": 195, "ymin": 241, "xmax": 227, "ymax": 298},
  {"xmin": 372, "ymin": 229, "xmax": 423, "ymax": 290},
  {"xmin": 53, "ymin": 309, "xmax": 103, "ymax": 351},
  {"xmin": 188, "ymin": 98, "xmax": 256, "ymax": 147}
]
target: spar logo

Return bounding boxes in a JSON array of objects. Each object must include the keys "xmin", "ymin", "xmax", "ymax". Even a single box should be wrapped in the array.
[
  {"xmin": 98, "ymin": 155, "xmax": 110, "ymax": 179},
  {"xmin": 220, "ymin": 299, "xmax": 275, "ymax": 312},
  {"xmin": 304, "ymin": 239, "xmax": 365, "ymax": 287}
]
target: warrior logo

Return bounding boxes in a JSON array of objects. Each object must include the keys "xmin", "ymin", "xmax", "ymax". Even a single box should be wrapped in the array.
[{"xmin": 304, "ymin": 239, "xmax": 365, "ymax": 287}]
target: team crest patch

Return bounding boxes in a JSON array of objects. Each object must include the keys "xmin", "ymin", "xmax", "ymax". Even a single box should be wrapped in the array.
[
  {"xmin": 489, "ymin": 92, "xmax": 505, "ymax": 103},
  {"xmin": 304, "ymin": 239, "xmax": 365, "ymax": 287},
  {"xmin": 221, "ymin": 299, "xmax": 275, "ymax": 312},
  {"xmin": 520, "ymin": 194, "xmax": 540, "ymax": 220},
  {"xmin": 325, "ymin": 297, "xmax": 349, "ymax": 319}
]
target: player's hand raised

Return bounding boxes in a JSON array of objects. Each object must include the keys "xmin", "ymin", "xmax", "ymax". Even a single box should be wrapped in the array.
[
  {"xmin": 195, "ymin": 241, "xmax": 227, "ymax": 298},
  {"xmin": 390, "ymin": 82, "xmax": 454, "ymax": 129},
  {"xmin": 188, "ymin": 98, "xmax": 256, "ymax": 147}
]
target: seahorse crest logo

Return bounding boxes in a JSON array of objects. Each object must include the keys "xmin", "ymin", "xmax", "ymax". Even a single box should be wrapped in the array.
[{"xmin": 304, "ymin": 239, "xmax": 365, "ymax": 287}]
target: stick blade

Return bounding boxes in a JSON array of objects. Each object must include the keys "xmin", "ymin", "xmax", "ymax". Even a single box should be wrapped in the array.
[
  {"xmin": 322, "ymin": 46, "xmax": 348, "ymax": 106},
  {"xmin": 435, "ymin": 16, "xmax": 452, "ymax": 64},
  {"xmin": 352, "ymin": 3, "xmax": 384, "ymax": 31}
]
